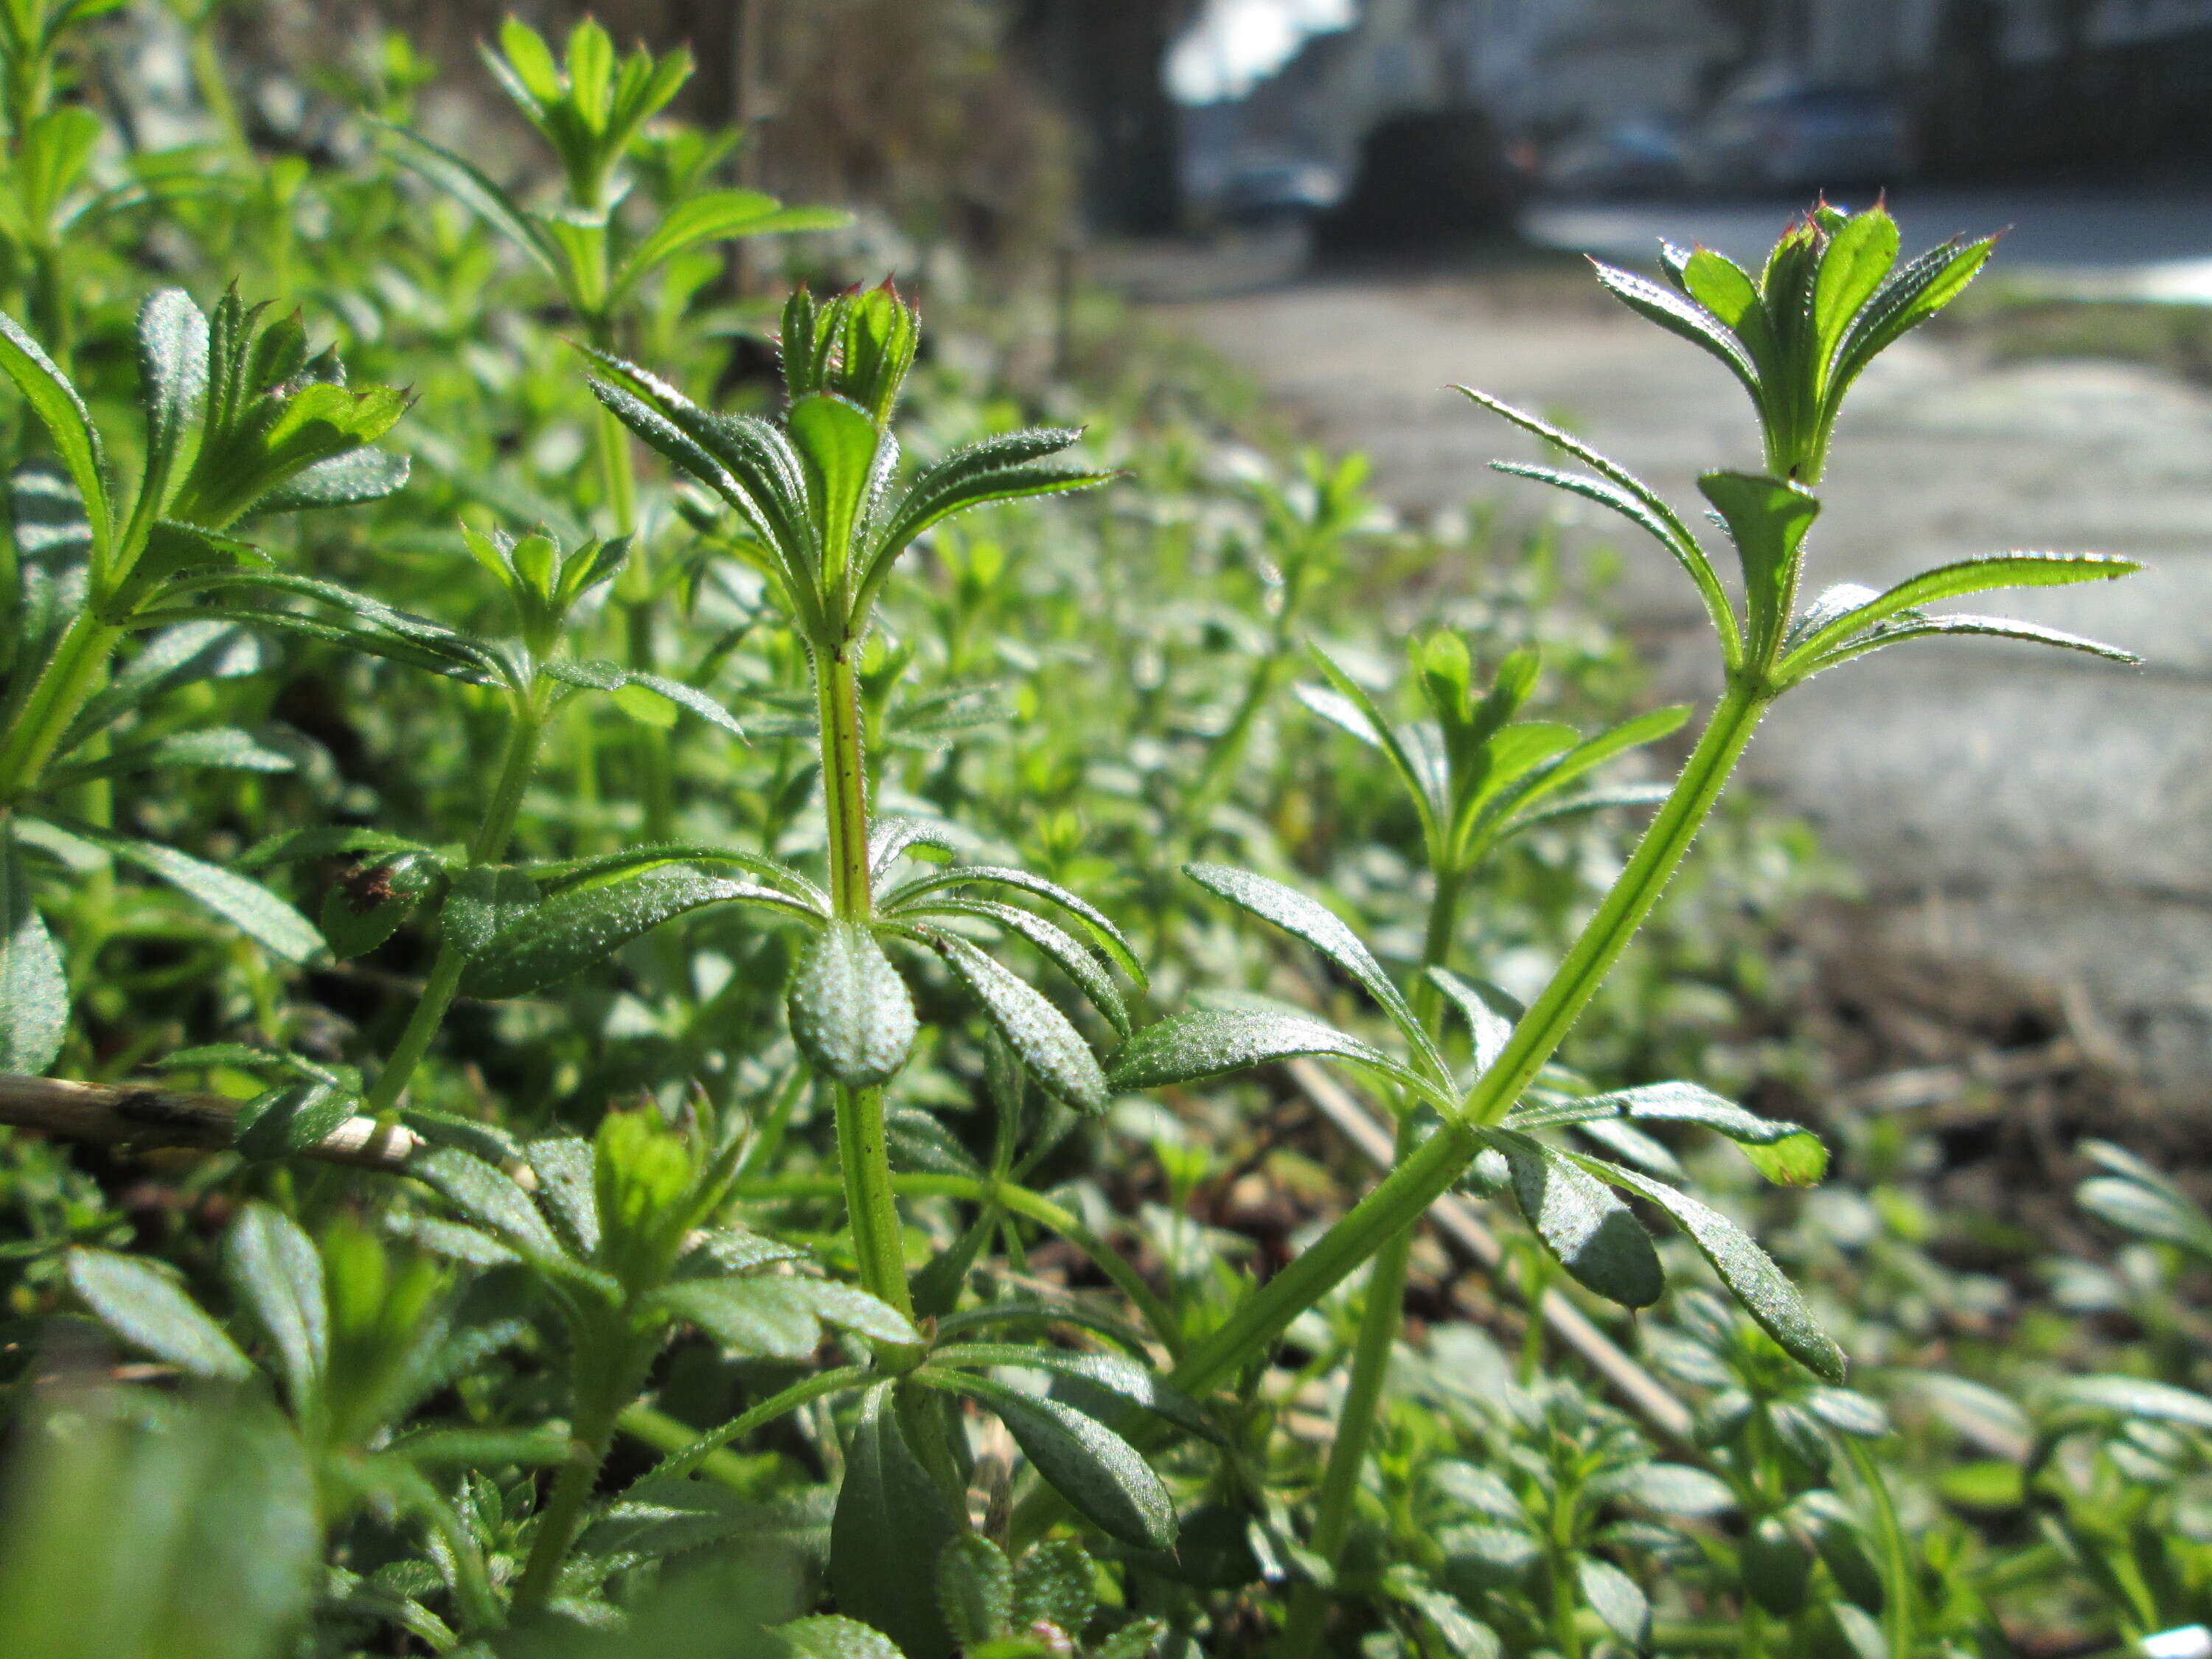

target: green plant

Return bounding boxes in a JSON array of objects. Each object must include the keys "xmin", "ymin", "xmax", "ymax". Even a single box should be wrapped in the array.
[
  {"xmin": 0, "ymin": 286, "xmax": 408, "ymax": 1078},
  {"xmin": 1037, "ymin": 201, "xmax": 2141, "ymax": 1644},
  {"xmin": 0, "ymin": 17, "xmax": 2184, "ymax": 1649}
]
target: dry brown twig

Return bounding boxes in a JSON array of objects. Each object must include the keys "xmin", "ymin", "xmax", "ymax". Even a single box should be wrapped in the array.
[{"xmin": 0, "ymin": 1073, "xmax": 420, "ymax": 1170}]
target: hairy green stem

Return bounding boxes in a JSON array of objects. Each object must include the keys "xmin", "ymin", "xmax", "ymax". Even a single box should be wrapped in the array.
[
  {"xmin": 1189, "ymin": 645, "xmax": 1291, "ymax": 820},
  {"xmin": 364, "ymin": 699, "xmax": 545, "ymax": 1114},
  {"xmin": 835, "ymin": 1082, "xmax": 914, "ymax": 1329},
  {"xmin": 811, "ymin": 636, "xmax": 921, "ymax": 1360},
  {"xmin": 619, "ymin": 1367, "xmax": 875, "ymax": 1488},
  {"xmin": 593, "ymin": 380, "xmax": 675, "ymax": 843},
  {"xmin": 1276, "ymin": 865, "xmax": 1466, "ymax": 1659},
  {"xmin": 815, "ymin": 644, "xmax": 874, "ymax": 919},
  {"xmin": 1167, "ymin": 681, "xmax": 1770, "ymax": 1399},
  {"xmin": 0, "ymin": 611, "xmax": 122, "ymax": 812},
  {"xmin": 1287, "ymin": 1124, "xmax": 1416, "ymax": 1637},
  {"xmin": 510, "ymin": 1348, "xmax": 648, "ymax": 1617}
]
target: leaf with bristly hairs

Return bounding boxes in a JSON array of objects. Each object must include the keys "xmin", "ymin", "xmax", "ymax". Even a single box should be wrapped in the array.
[
  {"xmin": 1184, "ymin": 861, "xmax": 1447, "ymax": 1082},
  {"xmin": 1107, "ymin": 1005, "xmax": 1449, "ymax": 1108},
  {"xmin": 1494, "ymin": 1130, "xmax": 1663, "ymax": 1308},
  {"xmin": 1575, "ymin": 1152, "xmax": 1846, "ymax": 1382},
  {"xmin": 787, "ymin": 922, "xmax": 918, "ymax": 1088},
  {"xmin": 903, "ymin": 925, "xmax": 1107, "ymax": 1113},
  {"xmin": 67, "ymin": 1248, "xmax": 253, "ymax": 1380},
  {"xmin": 919, "ymin": 1368, "xmax": 1176, "ymax": 1550}
]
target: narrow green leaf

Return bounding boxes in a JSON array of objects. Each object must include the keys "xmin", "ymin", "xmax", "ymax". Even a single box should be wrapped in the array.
[
  {"xmin": 383, "ymin": 125, "xmax": 561, "ymax": 278},
  {"xmin": 0, "ymin": 835, "xmax": 67, "ymax": 1074},
  {"xmin": 62, "ymin": 620, "xmax": 267, "ymax": 749},
  {"xmin": 914, "ymin": 927, "xmax": 1107, "ymax": 1113},
  {"xmin": 1590, "ymin": 262, "xmax": 1761, "ymax": 395},
  {"xmin": 883, "ymin": 863, "xmax": 1144, "ymax": 990},
  {"xmin": 528, "ymin": 1136, "xmax": 602, "ymax": 1258},
  {"xmin": 254, "ymin": 447, "xmax": 409, "ymax": 513},
  {"xmin": 2079, "ymin": 1141, "xmax": 2212, "ymax": 1259},
  {"xmin": 1811, "ymin": 209, "xmax": 1900, "ymax": 369},
  {"xmin": 1576, "ymin": 1557, "xmax": 1651, "ymax": 1649},
  {"xmin": 866, "ymin": 426, "xmax": 1111, "ymax": 577},
  {"xmin": 789, "ymin": 392, "xmax": 883, "ymax": 588},
  {"xmin": 931, "ymin": 1342, "xmax": 1216, "ymax": 1441},
  {"xmin": 1680, "ymin": 246, "xmax": 1767, "ymax": 334},
  {"xmin": 2046, "ymin": 1375, "xmax": 2212, "ymax": 1433},
  {"xmin": 0, "ymin": 307, "xmax": 109, "ymax": 557},
  {"xmin": 1509, "ymin": 1081, "xmax": 1828, "ymax": 1186},
  {"xmin": 649, "ymin": 1279, "xmax": 822, "ymax": 1358},
  {"xmin": 1294, "ymin": 681, "xmax": 1384, "ymax": 748},
  {"xmin": 80, "ymin": 830, "xmax": 322, "ymax": 961},
  {"xmin": 545, "ymin": 658, "xmax": 748, "ymax": 737},
  {"xmin": 1184, "ymin": 861, "xmax": 1447, "ymax": 1081},
  {"xmin": 924, "ymin": 1368, "xmax": 1177, "ymax": 1549},
  {"xmin": 223, "ymin": 1204, "xmax": 326, "ymax": 1414},
  {"xmin": 905, "ymin": 898, "xmax": 1130, "ymax": 1037},
  {"xmin": 869, "ymin": 815, "xmax": 969, "ymax": 876},
  {"xmin": 788, "ymin": 1279, "xmax": 922, "ymax": 1345},
  {"xmin": 1829, "ymin": 234, "xmax": 1997, "ymax": 401},
  {"xmin": 1306, "ymin": 642, "xmax": 1444, "ymax": 838},
  {"xmin": 789, "ymin": 922, "xmax": 919, "ymax": 1088},
  {"xmin": 1806, "ymin": 1387, "xmax": 1891, "ymax": 1439},
  {"xmin": 1803, "ymin": 611, "xmax": 2140, "ymax": 675},
  {"xmin": 1455, "ymin": 388, "xmax": 1709, "ymax": 563},
  {"xmin": 1500, "ymin": 784, "xmax": 1672, "ymax": 838},
  {"xmin": 462, "ymin": 869, "xmax": 811, "ymax": 999},
  {"xmin": 1495, "ymin": 1130, "xmax": 1663, "ymax": 1309},
  {"xmin": 166, "ymin": 605, "xmax": 495, "ymax": 684},
  {"xmin": 624, "ymin": 670, "xmax": 745, "ymax": 737},
  {"xmin": 780, "ymin": 1616, "xmax": 908, "ymax": 1659},
  {"xmin": 1487, "ymin": 463, "xmax": 1740, "ymax": 655},
  {"xmin": 1782, "ymin": 552, "xmax": 2140, "ymax": 672},
  {"xmin": 1596, "ymin": 1461, "xmax": 1738, "ymax": 1517},
  {"xmin": 936, "ymin": 1534, "xmax": 1014, "ymax": 1649},
  {"xmin": 49, "ymin": 726, "xmax": 295, "ymax": 786},
  {"xmin": 1427, "ymin": 967, "xmax": 1512, "ymax": 1077},
  {"xmin": 137, "ymin": 289, "xmax": 209, "ymax": 507},
  {"xmin": 1699, "ymin": 471, "xmax": 1819, "ymax": 655},
  {"xmin": 525, "ymin": 843, "xmax": 823, "ymax": 912},
  {"xmin": 496, "ymin": 17, "xmax": 562, "ymax": 102},
  {"xmin": 440, "ymin": 865, "xmax": 542, "ymax": 959},
  {"xmin": 1478, "ymin": 705, "xmax": 1688, "ymax": 842},
  {"xmin": 1578, "ymin": 1155, "xmax": 1846, "ymax": 1382},
  {"xmin": 613, "ymin": 190, "xmax": 848, "ymax": 301},
  {"xmin": 410, "ymin": 1148, "xmax": 568, "ymax": 1265},
  {"xmin": 66, "ymin": 1248, "xmax": 254, "ymax": 1380},
  {"xmin": 831, "ymin": 1385, "xmax": 961, "ymax": 1659},
  {"xmin": 1107, "ymin": 1006, "xmax": 1445, "ymax": 1105}
]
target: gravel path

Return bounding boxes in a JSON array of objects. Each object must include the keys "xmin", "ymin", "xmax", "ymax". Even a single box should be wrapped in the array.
[{"xmin": 1138, "ymin": 246, "xmax": 2212, "ymax": 1090}]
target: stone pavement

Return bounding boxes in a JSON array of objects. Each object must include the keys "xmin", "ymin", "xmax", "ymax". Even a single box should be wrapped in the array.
[{"xmin": 1137, "ymin": 243, "xmax": 2212, "ymax": 1091}]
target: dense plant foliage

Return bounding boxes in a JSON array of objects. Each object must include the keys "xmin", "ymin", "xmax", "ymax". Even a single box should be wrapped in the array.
[{"xmin": 0, "ymin": 10, "xmax": 2191, "ymax": 1659}]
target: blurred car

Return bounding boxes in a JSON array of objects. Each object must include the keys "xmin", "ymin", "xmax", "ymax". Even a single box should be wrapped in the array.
[
  {"xmin": 1693, "ymin": 83, "xmax": 1916, "ymax": 194},
  {"xmin": 1540, "ymin": 117, "xmax": 1692, "ymax": 199},
  {"xmin": 1214, "ymin": 159, "xmax": 1343, "ymax": 226}
]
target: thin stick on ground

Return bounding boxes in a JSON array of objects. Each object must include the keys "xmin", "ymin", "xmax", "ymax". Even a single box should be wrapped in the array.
[{"xmin": 0, "ymin": 1074, "xmax": 421, "ymax": 1170}]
